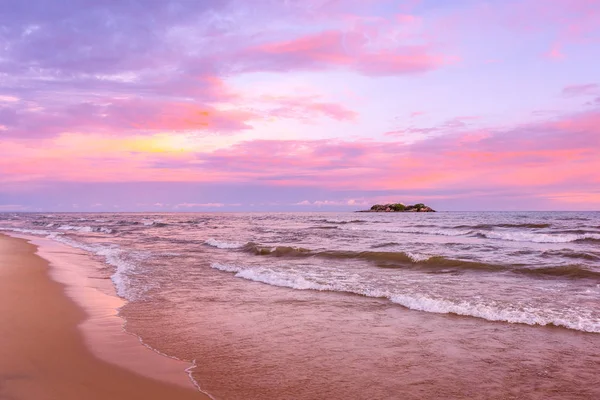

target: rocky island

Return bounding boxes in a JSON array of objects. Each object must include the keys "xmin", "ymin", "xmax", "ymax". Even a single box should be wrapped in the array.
[{"xmin": 359, "ymin": 203, "xmax": 436, "ymax": 212}]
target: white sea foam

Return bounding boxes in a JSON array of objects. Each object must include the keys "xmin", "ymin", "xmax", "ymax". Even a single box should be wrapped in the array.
[
  {"xmin": 210, "ymin": 262, "xmax": 600, "ymax": 333},
  {"xmin": 406, "ymin": 252, "xmax": 432, "ymax": 262},
  {"xmin": 57, "ymin": 224, "xmax": 77, "ymax": 230},
  {"xmin": 349, "ymin": 224, "xmax": 600, "ymax": 244},
  {"xmin": 58, "ymin": 225, "xmax": 93, "ymax": 232},
  {"xmin": 483, "ymin": 231, "xmax": 600, "ymax": 243},
  {"xmin": 48, "ymin": 235, "xmax": 147, "ymax": 301},
  {"xmin": 142, "ymin": 220, "xmax": 164, "ymax": 226},
  {"xmin": 347, "ymin": 226, "xmax": 472, "ymax": 237},
  {"xmin": 56, "ymin": 225, "xmax": 113, "ymax": 234},
  {"xmin": 0, "ymin": 227, "xmax": 50, "ymax": 236},
  {"xmin": 1, "ymin": 225, "xmax": 148, "ymax": 301},
  {"xmin": 205, "ymin": 238, "xmax": 244, "ymax": 249},
  {"xmin": 210, "ymin": 263, "xmax": 243, "ymax": 273},
  {"xmin": 211, "ymin": 263, "xmax": 331, "ymax": 291},
  {"xmin": 388, "ymin": 294, "xmax": 600, "ymax": 333}
]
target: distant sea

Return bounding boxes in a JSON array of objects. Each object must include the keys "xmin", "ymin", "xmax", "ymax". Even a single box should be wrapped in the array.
[{"xmin": 2, "ymin": 211, "xmax": 599, "ymax": 399}]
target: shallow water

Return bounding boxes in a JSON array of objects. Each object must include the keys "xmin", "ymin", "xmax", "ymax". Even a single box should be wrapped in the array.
[{"xmin": 2, "ymin": 211, "xmax": 599, "ymax": 399}]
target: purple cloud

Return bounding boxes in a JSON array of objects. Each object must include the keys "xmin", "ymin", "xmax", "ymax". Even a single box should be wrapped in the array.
[{"xmin": 561, "ymin": 83, "xmax": 599, "ymax": 97}]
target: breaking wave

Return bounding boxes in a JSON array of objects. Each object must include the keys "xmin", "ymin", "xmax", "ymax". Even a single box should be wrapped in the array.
[
  {"xmin": 481, "ymin": 231, "xmax": 600, "ymax": 243},
  {"xmin": 312, "ymin": 219, "xmax": 368, "ymax": 225},
  {"xmin": 205, "ymin": 238, "xmax": 245, "ymax": 249},
  {"xmin": 210, "ymin": 262, "xmax": 600, "ymax": 333},
  {"xmin": 347, "ymin": 225, "xmax": 600, "ymax": 243},
  {"xmin": 142, "ymin": 220, "xmax": 168, "ymax": 227},
  {"xmin": 57, "ymin": 225, "xmax": 113, "ymax": 234},
  {"xmin": 240, "ymin": 244, "xmax": 600, "ymax": 279},
  {"xmin": 48, "ymin": 235, "xmax": 151, "ymax": 301},
  {"xmin": 453, "ymin": 223, "xmax": 552, "ymax": 229}
]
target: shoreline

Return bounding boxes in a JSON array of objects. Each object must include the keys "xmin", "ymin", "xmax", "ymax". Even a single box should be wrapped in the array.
[{"xmin": 0, "ymin": 233, "xmax": 211, "ymax": 400}]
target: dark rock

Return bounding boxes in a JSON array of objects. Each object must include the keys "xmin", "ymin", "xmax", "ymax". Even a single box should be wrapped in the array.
[{"xmin": 359, "ymin": 202, "xmax": 436, "ymax": 212}]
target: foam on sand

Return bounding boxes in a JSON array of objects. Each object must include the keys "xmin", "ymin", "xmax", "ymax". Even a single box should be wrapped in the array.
[{"xmin": 0, "ymin": 233, "xmax": 209, "ymax": 399}]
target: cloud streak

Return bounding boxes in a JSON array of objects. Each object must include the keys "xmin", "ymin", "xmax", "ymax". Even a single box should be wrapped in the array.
[{"xmin": 1, "ymin": 0, "xmax": 600, "ymax": 210}]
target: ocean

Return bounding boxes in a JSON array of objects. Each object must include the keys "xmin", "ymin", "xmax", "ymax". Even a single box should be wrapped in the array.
[{"xmin": 1, "ymin": 211, "xmax": 599, "ymax": 399}]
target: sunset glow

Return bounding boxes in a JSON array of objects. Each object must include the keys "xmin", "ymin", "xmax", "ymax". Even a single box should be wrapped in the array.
[{"xmin": 1, "ymin": 0, "xmax": 599, "ymax": 211}]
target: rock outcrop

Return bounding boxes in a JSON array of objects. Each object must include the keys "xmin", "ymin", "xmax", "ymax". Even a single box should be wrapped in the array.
[{"xmin": 360, "ymin": 203, "xmax": 436, "ymax": 212}]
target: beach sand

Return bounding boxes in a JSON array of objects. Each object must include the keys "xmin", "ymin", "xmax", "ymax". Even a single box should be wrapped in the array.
[{"xmin": 0, "ymin": 234, "xmax": 209, "ymax": 400}]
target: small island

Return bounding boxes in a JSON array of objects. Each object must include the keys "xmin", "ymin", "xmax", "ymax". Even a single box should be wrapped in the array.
[{"xmin": 359, "ymin": 203, "xmax": 436, "ymax": 212}]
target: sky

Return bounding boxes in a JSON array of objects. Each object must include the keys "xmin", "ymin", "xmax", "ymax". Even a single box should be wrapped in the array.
[{"xmin": 1, "ymin": 0, "xmax": 599, "ymax": 212}]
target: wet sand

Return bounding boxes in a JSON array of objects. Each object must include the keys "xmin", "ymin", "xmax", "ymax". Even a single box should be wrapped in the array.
[{"xmin": 0, "ymin": 234, "xmax": 209, "ymax": 400}]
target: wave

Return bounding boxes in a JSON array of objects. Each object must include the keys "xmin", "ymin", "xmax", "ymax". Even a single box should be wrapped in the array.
[
  {"xmin": 542, "ymin": 250, "xmax": 600, "ymax": 262},
  {"xmin": 348, "ymin": 224, "xmax": 600, "ymax": 244},
  {"xmin": 346, "ymin": 226, "xmax": 474, "ymax": 237},
  {"xmin": 370, "ymin": 242, "xmax": 400, "ymax": 248},
  {"xmin": 576, "ymin": 237, "xmax": 600, "ymax": 244},
  {"xmin": 142, "ymin": 220, "xmax": 168, "ymax": 227},
  {"xmin": 244, "ymin": 244, "xmax": 312, "ymax": 257},
  {"xmin": 181, "ymin": 219, "xmax": 209, "ymax": 224},
  {"xmin": 482, "ymin": 231, "xmax": 600, "ymax": 243},
  {"xmin": 205, "ymin": 238, "xmax": 245, "ymax": 249},
  {"xmin": 242, "ymin": 244, "xmax": 600, "ymax": 279},
  {"xmin": 243, "ymin": 244, "xmax": 494, "ymax": 271},
  {"xmin": 405, "ymin": 252, "xmax": 433, "ymax": 263},
  {"xmin": 556, "ymin": 216, "xmax": 590, "ymax": 221},
  {"xmin": 517, "ymin": 265, "xmax": 600, "ymax": 280},
  {"xmin": 0, "ymin": 227, "xmax": 52, "ymax": 236},
  {"xmin": 454, "ymin": 223, "xmax": 552, "ymax": 229},
  {"xmin": 554, "ymin": 229, "xmax": 600, "ymax": 235},
  {"xmin": 116, "ymin": 220, "xmax": 140, "ymax": 226},
  {"xmin": 386, "ymin": 294, "xmax": 599, "ymax": 333},
  {"xmin": 1, "ymin": 227, "xmax": 147, "ymax": 300},
  {"xmin": 344, "ymin": 226, "xmax": 476, "ymax": 236},
  {"xmin": 47, "ymin": 235, "xmax": 150, "ymax": 301},
  {"xmin": 57, "ymin": 225, "xmax": 114, "ymax": 234},
  {"xmin": 312, "ymin": 219, "xmax": 368, "ymax": 225},
  {"xmin": 210, "ymin": 262, "xmax": 600, "ymax": 333},
  {"xmin": 58, "ymin": 225, "xmax": 93, "ymax": 232}
]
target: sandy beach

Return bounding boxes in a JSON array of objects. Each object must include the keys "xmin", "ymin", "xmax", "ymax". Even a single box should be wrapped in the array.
[
  {"xmin": 0, "ymin": 233, "xmax": 208, "ymax": 400},
  {"xmin": 2, "ymin": 212, "xmax": 599, "ymax": 399}
]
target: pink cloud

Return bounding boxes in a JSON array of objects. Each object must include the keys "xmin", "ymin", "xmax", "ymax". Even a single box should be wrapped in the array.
[
  {"xmin": 396, "ymin": 14, "xmax": 418, "ymax": 24},
  {"xmin": 545, "ymin": 45, "xmax": 565, "ymax": 60},
  {"xmin": 385, "ymin": 127, "xmax": 437, "ymax": 137},
  {"xmin": 119, "ymin": 99, "xmax": 255, "ymax": 132},
  {"xmin": 2, "ymin": 107, "xmax": 599, "ymax": 207},
  {"xmin": 261, "ymin": 95, "xmax": 358, "ymax": 121},
  {"xmin": 545, "ymin": 192, "xmax": 600, "ymax": 204},
  {"xmin": 386, "ymin": 116, "xmax": 480, "ymax": 137},
  {"xmin": 191, "ymin": 110, "xmax": 599, "ymax": 192},
  {"xmin": 294, "ymin": 198, "xmax": 368, "ymax": 207},
  {"xmin": 1, "ymin": 96, "xmax": 256, "ymax": 138},
  {"xmin": 240, "ymin": 30, "xmax": 447, "ymax": 76}
]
